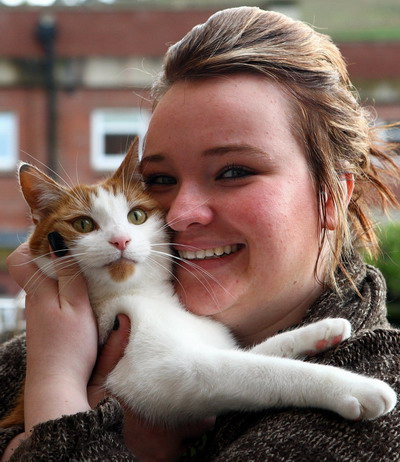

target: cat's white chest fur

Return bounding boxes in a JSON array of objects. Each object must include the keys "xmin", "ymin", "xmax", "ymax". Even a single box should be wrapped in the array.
[{"xmin": 92, "ymin": 284, "xmax": 396, "ymax": 424}]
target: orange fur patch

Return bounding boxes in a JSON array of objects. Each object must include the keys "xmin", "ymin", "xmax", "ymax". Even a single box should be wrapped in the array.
[
  {"xmin": 108, "ymin": 259, "xmax": 136, "ymax": 282},
  {"xmin": 0, "ymin": 384, "xmax": 25, "ymax": 428}
]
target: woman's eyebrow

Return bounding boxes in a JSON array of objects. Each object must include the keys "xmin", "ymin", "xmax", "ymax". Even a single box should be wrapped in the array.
[
  {"xmin": 140, "ymin": 144, "xmax": 270, "ymax": 168},
  {"xmin": 140, "ymin": 154, "xmax": 165, "ymax": 169},
  {"xmin": 203, "ymin": 144, "xmax": 270, "ymax": 159}
]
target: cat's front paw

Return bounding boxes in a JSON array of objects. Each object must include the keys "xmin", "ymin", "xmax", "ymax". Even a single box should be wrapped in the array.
[
  {"xmin": 251, "ymin": 318, "xmax": 352, "ymax": 359},
  {"xmin": 336, "ymin": 376, "xmax": 397, "ymax": 420},
  {"xmin": 302, "ymin": 318, "xmax": 351, "ymax": 357}
]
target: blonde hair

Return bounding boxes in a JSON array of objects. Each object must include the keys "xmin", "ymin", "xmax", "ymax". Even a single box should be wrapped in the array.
[{"xmin": 151, "ymin": 6, "xmax": 400, "ymax": 289}]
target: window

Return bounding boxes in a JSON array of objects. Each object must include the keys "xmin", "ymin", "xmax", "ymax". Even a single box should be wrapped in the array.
[
  {"xmin": 91, "ymin": 108, "xmax": 150, "ymax": 171},
  {"xmin": 385, "ymin": 124, "xmax": 400, "ymax": 145},
  {"xmin": 377, "ymin": 120, "xmax": 400, "ymax": 160},
  {"xmin": 0, "ymin": 112, "xmax": 18, "ymax": 172}
]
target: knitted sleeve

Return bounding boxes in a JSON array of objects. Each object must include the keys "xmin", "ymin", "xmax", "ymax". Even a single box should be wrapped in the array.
[
  {"xmin": 198, "ymin": 329, "xmax": 400, "ymax": 462},
  {"xmin": 0, "ymin": 335, "xmax": 136, "ymax": 461},
  {"xmin": 0, "ymin": 335, "xmax": 26, "ymax": 421},
  {"xmin": 8, "ymin": 398, "xmax": 137, "ymax": 462}
]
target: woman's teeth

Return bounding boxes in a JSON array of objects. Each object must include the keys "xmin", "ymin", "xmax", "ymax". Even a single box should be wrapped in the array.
[{"xmin": 178, "ymin": 244, "xmax": 238, "ymax": 261}]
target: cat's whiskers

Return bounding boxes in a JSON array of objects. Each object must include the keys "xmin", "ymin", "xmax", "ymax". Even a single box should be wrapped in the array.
[
  {"xmin": 143, "ymin": 254, "xmax": 211, "ymax": 306},
  {"xmin": 63, "ymin": 266, "xmax": 91, "ymax": 291},
  {"xmin": 20, "ymin": 153, "xmax": 94, "ymax": 213},
  {"xmin": 168, "ymin": 257, "xmax": 222, "ymax": 309},
  {"xmin": 69, "ymin": 187, "xmax": 90, "ymax": 214},
  {"xmin": 150, "ymin": 249, "xmax": 232, "ymax": 308},
  {"xmin": 28, "ymin": 168, "xmax": 90, "ymax": 214},
  {"xmin": 150, "ymin": 244, "xmax": 230, "ymax": 290},
  {"xmin": 20, "ymin": 151, "xmax": 80, "ymax": 200},
  {"xmin": 49, "ymin": 255, "xmax": 94, "ymax": 292},
  {"xmin": 10, "ymin": 256, "xmax": 74, "ymax": 300},
  {"xmin": 120, "ymin": 160, "xmax": 142, "ymax": 194},
  {"xmin": 159, "ymin": 199, "xmax": 211, "ymax": 232},
  {"xmin": 74, "ymin": 155, "xmax": 81, "ymax": 187},
  {"xmin": 18, "ymin": 266, "xmax": 50, "ymax": 297},
  {"xmin": 151, "ymin": 243, "xmax": 203, "ymax": 251},
  {"xmin": 151, "ymin": 242, "xmax": 235, "ymax": 303},
  {"xmin": 58, "ymin": 161, "xmax": 79, "ymax": 193},
  {"xmin": 10, "ymin": 251, "xmax": 52, "ymax": 267},
  {"xmin": 20, "ymin": 151, "xmax": 64, "ymax": 184},
  {"xmin": 142, "ymin": 256, "xmax": 187, "ymax": 298}
]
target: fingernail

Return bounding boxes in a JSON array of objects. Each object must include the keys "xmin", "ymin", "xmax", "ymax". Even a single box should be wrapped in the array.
[
  {"xmin": 113, "ymin": 316, "xmax": 120, "ymax": 331},
  {"xmin": 48, "ymin": 231, "xmax": 69, "ymax": 257}
]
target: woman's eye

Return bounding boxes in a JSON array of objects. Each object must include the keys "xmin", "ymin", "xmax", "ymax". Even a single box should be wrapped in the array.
[
  {"xmin": 72, "ymin": 217, "xmax": 95, "ymax": 233},
  {"xmin": 128, "ymin": 208, "xmax": 147, "ymax": 225},
  {"xmin": 144, "ymin": 174, "xmax": 177, "ymax": 186},
  {"xmin": 217, "ymin": 165, "xmax": 254, "ymax": 180}
]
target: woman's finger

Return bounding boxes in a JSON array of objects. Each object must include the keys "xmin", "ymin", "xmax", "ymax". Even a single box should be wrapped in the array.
[
  {"xmin": 52, "ymin": 253, "xmax": 91, "ymax": 313},
  {"xmin": 88, "ymin": 314, "xmax": 131, "ymax": 407}
]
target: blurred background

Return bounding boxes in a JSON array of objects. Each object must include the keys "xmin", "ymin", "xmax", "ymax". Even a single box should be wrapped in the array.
[{"xmin": 0, "ymin": 0, "xmax": 399, "ymax": 338}]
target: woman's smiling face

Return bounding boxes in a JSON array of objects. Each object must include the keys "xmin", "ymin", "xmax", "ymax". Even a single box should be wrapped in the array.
[{"xmin": 141, "ymin": 74, "xmax": 324, "ymax": 345}]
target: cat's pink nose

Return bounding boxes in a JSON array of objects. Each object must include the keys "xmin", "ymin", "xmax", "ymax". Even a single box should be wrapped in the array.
[{"xmin": 110, "ymin": 236, "xmax": 131, "ymax": 251}]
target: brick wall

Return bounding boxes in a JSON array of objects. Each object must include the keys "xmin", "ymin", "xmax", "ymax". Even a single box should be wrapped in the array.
[
  {"xmin": 0, "ymin": 8, "xmax": 217, "ymax": 58},
  {"xmin": 0, "ymin": 8, "xmax": 399, "ymax": 295},
  {"xmin": 0, "ymin": 86, "xmax": 152, "ymax": 235},
  {"xmin": 0, "ymin": 8, "xmax": 217, "ymax": 238}
]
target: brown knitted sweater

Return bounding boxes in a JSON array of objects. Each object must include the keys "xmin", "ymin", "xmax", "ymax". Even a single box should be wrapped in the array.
[{"xmin": 1, "ymin": 258, "xmax": 400, "ymax": 461}]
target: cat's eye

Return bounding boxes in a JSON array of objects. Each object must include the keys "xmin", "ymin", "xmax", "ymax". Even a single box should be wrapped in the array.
[
  {"xmin": 72, "ymin": 217, "xmax": 95, "ymax": 233},
  {"xmin": 128, "ymin": 208, "xmax": 147, "ymax": 225}
]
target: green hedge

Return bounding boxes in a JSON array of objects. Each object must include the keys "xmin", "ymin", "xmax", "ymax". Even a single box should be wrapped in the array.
[{"xmin": 365, "ymin": 222, "xmax": 400, "ymax": 327}]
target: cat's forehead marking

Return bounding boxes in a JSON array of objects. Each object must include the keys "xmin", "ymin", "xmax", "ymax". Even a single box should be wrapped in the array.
[
  {"xmin": 88, "ymin": 187, "xmax": 129, "ymax": 224},
  {"xmin": 93, "ymin": 185, "xmax": 126, "ymax": 204},
  {"xmin": 103, "ymin": 178, "xmax": 163, "ymax": 211}
]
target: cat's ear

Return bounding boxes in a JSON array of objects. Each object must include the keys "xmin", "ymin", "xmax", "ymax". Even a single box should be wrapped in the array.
[
  {"xmin": 112, "ymin": 138, "xmax": 141, "ymax": 185},
  {"xmin": 19, "ymin": 163, "xmax": 65, "ymax": 224}
]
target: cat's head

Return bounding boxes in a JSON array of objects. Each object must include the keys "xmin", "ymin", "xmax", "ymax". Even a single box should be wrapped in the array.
[{"xmin": 19, "ymin": 140, "xmax": 171, "ymax": 291}]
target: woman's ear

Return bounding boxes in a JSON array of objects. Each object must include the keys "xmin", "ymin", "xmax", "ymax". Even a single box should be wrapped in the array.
[{"xmin": 324, "ymin": 173, "xmax": 354, "ymax": 231}]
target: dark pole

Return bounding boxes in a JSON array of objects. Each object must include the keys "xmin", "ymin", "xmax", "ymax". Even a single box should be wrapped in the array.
[{"xmin": 36, "ymin": 15, "xmax": 58, "ymax": 178}]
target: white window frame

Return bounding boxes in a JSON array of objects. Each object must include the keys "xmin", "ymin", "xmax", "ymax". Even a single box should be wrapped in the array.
[
  {"xmin": 384, "ymin": 124, "xmax": 400, "ymax": 144},
  {"xmin": 90, "ymin": 108, "xmax": 150, "ymax": 171},
  {"xmin": 376, "ymin": 120, "xmax": 400, "ymax": 165},
  {"xmin": 0, "ymin": 112, "xmax": 18, "ymax": 172}
]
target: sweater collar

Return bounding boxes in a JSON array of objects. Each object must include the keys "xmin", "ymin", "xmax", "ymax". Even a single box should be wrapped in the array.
[{"xmin": 300, "ymin": 255, "xmax": 389, "ymax": 334}]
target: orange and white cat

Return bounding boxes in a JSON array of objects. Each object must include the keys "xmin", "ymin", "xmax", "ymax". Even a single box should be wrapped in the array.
[{"xmin": 1, "ymin": 141, "xmax": 396, "ymax": 428}]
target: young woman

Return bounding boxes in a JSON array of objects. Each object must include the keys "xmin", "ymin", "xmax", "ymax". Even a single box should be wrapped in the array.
[{"xmin": 1, "ymin": 7, "xmax": 400, "ymax": 461}]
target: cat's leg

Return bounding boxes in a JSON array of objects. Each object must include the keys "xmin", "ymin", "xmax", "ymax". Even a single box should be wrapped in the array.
[
  {"xmin": 107, "ymin": 342, "xmax": 396, "ymax": 425},
  {"xmin": 249, "ymin": 318, "xmax": 351, "ymax": 358},
  {"xmin": 208, "ymin": 355, "xmax": 396, "ymax": 421}
]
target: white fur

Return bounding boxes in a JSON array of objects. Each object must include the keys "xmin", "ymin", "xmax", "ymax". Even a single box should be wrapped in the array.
[{"xmin": 37, "ymin": 187, "xmax": 397, "ymax": 425}]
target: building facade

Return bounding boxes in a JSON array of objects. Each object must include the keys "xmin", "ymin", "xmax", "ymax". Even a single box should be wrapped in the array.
[{"xmin": 0, "ymin": 6, "xmax": 399, "ymax": 295}]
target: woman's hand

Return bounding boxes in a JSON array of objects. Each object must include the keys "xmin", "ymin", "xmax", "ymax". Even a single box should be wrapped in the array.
[
  {"xmin": 7, "ymin": 243, "xmax": 98, "ymax": 432},
  {"xmin": 6, "ymin": 244, "xmax": 214, "ymax": 462},
  {"xmin": 88, "ymin": 313, "xmax": 131, "ymax": 408}
]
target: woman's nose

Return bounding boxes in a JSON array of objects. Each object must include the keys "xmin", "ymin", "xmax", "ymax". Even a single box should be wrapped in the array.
[{"xmin": 166, "ymin": 185, "xmax": 213, "ymax": 231}]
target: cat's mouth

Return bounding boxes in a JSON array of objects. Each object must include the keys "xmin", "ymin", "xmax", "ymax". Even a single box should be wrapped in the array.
[
  {"xmin": 106, "ymin": 256, "xmax": 136, "ymax": 266},
  {"xmin": 106, "ymin": 257, "xmax": 136, "ymax": 282},
  {"xmin": 176, "ymin": 244, "xmax": 242, "ymax": 261}
]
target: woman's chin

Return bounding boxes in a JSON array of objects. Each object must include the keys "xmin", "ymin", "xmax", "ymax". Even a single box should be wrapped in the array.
[{"xmin": 176, "ymin": 276, "xmax": 237, "ymax": 318}]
